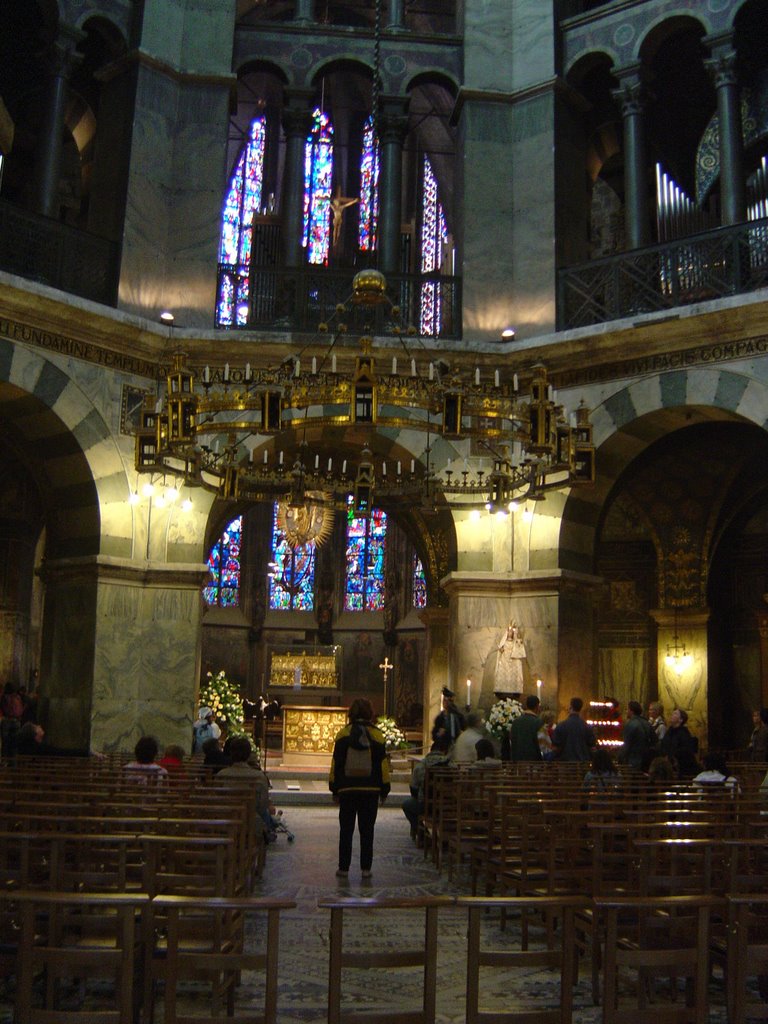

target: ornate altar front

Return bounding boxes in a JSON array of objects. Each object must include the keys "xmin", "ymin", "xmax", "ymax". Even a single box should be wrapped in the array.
[
  {"xmin": 282, "ymin": 706, "xmax": 348, "ymax": 767},
  {"xmin": 269, "ymin": 648, "xmax": 340, "ymax": 689}
]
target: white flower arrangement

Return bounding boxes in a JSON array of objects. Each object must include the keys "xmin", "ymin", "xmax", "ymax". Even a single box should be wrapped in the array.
[
  {"xmin": 485, "ymin": 696, "xmax": 524, "ymax": 740},
  {"xmin": 199, "ymin": 670, "xmax": 247, "ymax": 738},
  {"xmin": 375, "ymin": 715, "xmax": 408, "ymax": 752}
]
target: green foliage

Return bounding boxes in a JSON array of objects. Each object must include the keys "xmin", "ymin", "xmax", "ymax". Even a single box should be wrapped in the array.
[{"xmin": 199, "ymin": 670, "xmax": 246, "ymax": 738}]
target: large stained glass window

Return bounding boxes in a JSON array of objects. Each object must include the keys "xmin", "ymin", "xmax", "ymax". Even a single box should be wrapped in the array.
[
  {"xmin": 419, "ymin": 156, "xmax": 448, "ymax": 337},
  {"xmin": 203, "ymin": 516, "xmax": 242, "ymax": 607},
  {"xmin": 269, "ymin": 504, "xmax": 316, "ymax": 610},
  {"xmin": 303, "ymin": 109, "xmax": 334, "ymax": 265},
  {"xmin": 216, "ymin": 117, "xmax": 266, "ymax": 328},
  {"xmin": 344, "ymin": 504, "xmax": 387, "ymax": 611},
  {"xmin": 412, "ymin": 553, "xmax": 427, "ymax": 609},
  {"xmin": 358, "ymin": 115, "xmax": 380, "ymax": 251}
]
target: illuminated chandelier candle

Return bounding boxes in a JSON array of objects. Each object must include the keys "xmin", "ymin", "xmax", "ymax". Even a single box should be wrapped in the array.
[
  {"xmin": 410, "ymin": 459, "xmax": 415, "ymax": 474},
  {"xmin": 536, "ymin": 678, "xmax": 542, "ymax": 699},
  {"xmin": 314, "ymin": 454, "xmax": 320, "ymax": 469},
  {"xmin": 397, "ymin": 461, "xmax": 402, "ymax": 476},
  {"xmin": 331, "ymin": 354, "xmax": 337, "ymax": 373},
  {"xmin": 494, "ymin": 370, "xmax": 500, "ymax": 387},
  {"xmin": 475, "ymin": 367, "xmax": 480, "ymax": 385},
  {"xmin": 392, "ymin": 356, "xmax": 397, "ymax": 374},
  {"xmin": 466, "ymin": 678, "xmax": 471, "ymax": 707},
  {"xmin": 278, "ymin": 450, "xmax": 283, "ymax": 466},
  {"xmin": 327, "ymin": 458, "xmax": 332, "ymax": 472},
  {"xmin": 263, "ymin": 449, "xmax": 268, "ymax": 464},
  {"xmin": 224, "ymin": 363, "xmax": 230, "ymax": 382},
  {"xmin": 382, "ymin": 461, "xmax": 386, "ymax": 476},
  {"xmin": 311, "ymin": 356, "xmax": 317, "ymax": 374},
  {"xmin": 342, "ymin": 460, "xmax": 347, "ymax": 475}
]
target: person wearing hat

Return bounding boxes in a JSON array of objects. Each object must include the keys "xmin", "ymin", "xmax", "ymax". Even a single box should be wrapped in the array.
[
  {"xmin": 432, "ymin": 686, "xmax": 465, "ymax": 746},
  {"xmin": 192, "ymin": 706, "xmax": 221, "ymax": 755}
]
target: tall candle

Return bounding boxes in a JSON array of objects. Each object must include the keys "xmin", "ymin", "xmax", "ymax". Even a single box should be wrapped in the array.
[
  {"xmin": 331, "ymin": 354, "xmax": 337, "ymax": 373},
  {"xmin": 475, "ymin": 367, "xmax": 480, "ymax": 385},
  {"xmin": 392, "ymin": 356, "xmax": 397, "ymax": 374},
  {"xmin": 466, "ymin": 678, "xmax": 471, "ymax": 706},
  {"xmin": 494, "ymin": 369, "xmax": 500, "ymax": 387}
]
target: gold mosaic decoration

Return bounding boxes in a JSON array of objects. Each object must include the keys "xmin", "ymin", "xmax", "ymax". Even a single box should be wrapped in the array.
[
  {"xmin": 270, "ymin": 652, "xmax": 338, "ymax": 688},
  {"xmin": 283, "ymin": 706, "xmax": 348, "ymax": 755}
]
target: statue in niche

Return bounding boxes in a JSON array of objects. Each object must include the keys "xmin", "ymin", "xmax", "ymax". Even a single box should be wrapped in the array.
[{"xmin": 495, "ymin": 621, "xmax": 527, "ymax": 693}]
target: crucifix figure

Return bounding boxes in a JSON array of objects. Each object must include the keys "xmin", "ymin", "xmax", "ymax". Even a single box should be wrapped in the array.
[
  {"xmin": 379, "ymin": 656, "xmax": 393, "ymax": 714},
  {"xmin": 330, "ymin": 186, "xmax": 358, "ymax": 250}
]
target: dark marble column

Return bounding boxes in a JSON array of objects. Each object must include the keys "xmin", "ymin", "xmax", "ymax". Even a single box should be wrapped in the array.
[
  {"xmin": 387, "ymin": 0, "xmax": 405, "ymax": 30},
  {"xmin": 34, "ymin": 26, "xmax": 83, "ymax": 219},
  {"xmin": 281, "ymin": 94, "xmax": 314, "ymax": 269},
  {"xmin": 614, "ymin": 70, "xmax": 650, "ymax": 250},
  {"xmin": 705, "ymin": 43, "xmax": 746, "ymax": 226},
  {"xmin": 293, "ymin": 0, "xmax": 313, "ymax": 22},
  {"xmin": 377, "ymin": 98, "xmax": 410, "ymax": 275}
]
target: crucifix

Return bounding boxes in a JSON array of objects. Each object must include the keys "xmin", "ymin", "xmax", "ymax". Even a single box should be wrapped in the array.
[{"xmin": 379, "ymin": 656, "xmax": 393, "ymax": 714}]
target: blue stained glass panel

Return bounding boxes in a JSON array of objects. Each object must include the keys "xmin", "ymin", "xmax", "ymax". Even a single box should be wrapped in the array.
[
  {"xmin": 302, "ymin": 109, "xmax": 333, "ymax": 265},
  {"xmin": 269, "ymin": 504, "xmax": 316, "ymax": 610},
  {"xmin": 216, "ymin": 117, "xmax": 266, "ymax": 327},
  {"xmin": 412, "ymin": 553, "xmax": 427, "ymax": 609},
  {"xmin": 419, "ymin": 156, "xmax": 448, "ymax": 337},
  {"xmin": 358, "ymin": 115, "xmax": 380, "ymax": 251},
  {"xmin": 204, "ymin": 516, "xmax": 242, "ymax": 607},
  {"xmin": 344, "ymin": 504, "xmax": 387, "ymax": 611}
]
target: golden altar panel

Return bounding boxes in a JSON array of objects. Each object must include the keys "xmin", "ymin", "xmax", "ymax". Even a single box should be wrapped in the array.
[
  {"xmin": 282, "ymin": 706, "xmax": 348, "ymax": 766},
  {"xmin": 270, "ymin": 652, "xmax": 338, "ymax": 689}
]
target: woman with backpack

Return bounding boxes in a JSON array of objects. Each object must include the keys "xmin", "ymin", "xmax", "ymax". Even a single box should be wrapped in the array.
[{"xmin": 329, "ymin": 698, "xmax": 390, "ymax": 880}]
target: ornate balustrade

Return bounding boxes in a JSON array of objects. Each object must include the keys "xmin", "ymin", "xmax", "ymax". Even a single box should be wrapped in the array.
[{"xmin": 558, "ymin": 215, "xmax": 768, "ymax": 329}]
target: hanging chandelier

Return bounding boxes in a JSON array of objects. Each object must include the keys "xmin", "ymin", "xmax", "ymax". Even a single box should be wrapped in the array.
[
  {"xmin": 664, "ymin": 609, "xmax": 693, "ymax": 675},
  {"xmin": 135, "ymin": 270, "xmax": 595, "ymax": 525}
]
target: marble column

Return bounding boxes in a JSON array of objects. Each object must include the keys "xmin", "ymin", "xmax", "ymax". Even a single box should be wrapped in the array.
[
  {"xmin": 614, "ymin": 69, "xmax": 651, "ymax": 250},
  {"xmin": 705, "ymin": 42, "xmax": 746, "ymax": 227},
  {"xmin": 293, "ymin": 0, "xmax": 313, "ymax": 22},
  {"xmin": 377, "ymin": 98, "xmax": 409, "ymax": 275},
  {"xmin": 281, "ymin": 93, "xmax": 314, "ymax": 269},
  {"xmin": 34, "ymin": 27, "xmax": 83, "ymax": 219},
  {"xmin": 651, "ymin": 607, "xmax": 710, "ymax": 748},
  {"xmin": 418, "ymin": 606, "xmax": 450, "ymax": 748},
  {"xmin": 38, "ymin": 558, "xmax": 208, "ymax": 754},
  {"xmin": 387, "ymin": 0, "xmax": 405, "ymax": 31}
]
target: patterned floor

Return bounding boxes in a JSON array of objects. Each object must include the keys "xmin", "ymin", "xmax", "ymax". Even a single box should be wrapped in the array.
[{"xmin": 0, "ymin": 804, "xmax": 735, "ymax": 1022}]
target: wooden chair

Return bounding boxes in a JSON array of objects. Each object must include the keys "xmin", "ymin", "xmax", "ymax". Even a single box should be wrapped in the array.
[
  {"xmin": 726, "ymin": 894, "xmax": 768, "ymax": 1024},
  {"xmin": 457, "ymin": 895, "xmax": 587, "ymax": 1024},
  {"xmin": 318, "ymin": 895, "xmax": 454, "ymax": 1024},
  {"xmin": 9, "ymin": 889, "xmax": 150, "ymax": 1024},
  {"xmin": 147, "ymin": 894, "xmax": 296, "ymax": 1024},
  {"xmin": 595, "ymin": 894, "xmax": 725, "ymax": 1024}
]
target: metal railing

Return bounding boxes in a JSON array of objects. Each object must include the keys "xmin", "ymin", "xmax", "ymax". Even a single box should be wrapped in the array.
[
  {"xmin": 216, "ymin": 262, "xmax": 463, "ymax": 339},
  {"xmin": 0, "ymin": 199, "xmax": 120, "ymax": 307},
  {"xmin": 557, "ymin": 216, "xmax": 768, "ymax": 329}
]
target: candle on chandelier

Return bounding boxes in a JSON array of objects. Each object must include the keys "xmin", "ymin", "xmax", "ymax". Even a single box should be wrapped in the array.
[
  {"xmin": 410, "ymin": 459, "xmax": 415, "ymax": 474},
  {"xmin": 397, "ymin": 461, "xmax": 402, "ymax": 476},
  {"xmin": 263, "ymin": 449, "xmax": 268, "ymax": 464},
  {"xmin": 278, "ymin": 450, "xmax": 283, "ymax": 466},
  {"xmin": 203, "ymin": 365, "xmax": 210, "ymax": 383},
  {"xmin": 494, "ymin": 369, "xmax": 500, "ymax": 387},
  {"xmin": 342, "ymin": 460, "xmax": 347, "ymax": 475},
  {"xmin": 331, "ymin": 354, "xmax": 337, "ymax": 373},
  {"xmin": 392, "ymin": 357, "xmax": 397, "ymax": 375},
  {"xmin": 224, "ymin": 363, "xmax": 230, "ymax": 382},
  {"xmin": 155, "ymin": 399, "xmax": 162, "ymax": 413},
  {"xmin": 475, "ymin": 367, "xmax": 480, "ymax": 385},
  {"xmin": 294, "ymin": 359, "xmax": 300, "ymax": 377},
  {"xmin": 314, "ymin": 455, "xmax": 319, "ymax": 469},
  {"xmin": 382, "ymin": 461, "xmax": 386, "ymax": 476},
  {"xmin": 429, "ymin": 362, "xmax": 434, "ymax": 380},
  {"xmin": 411, "ymin": 359, "xmax": 416, "ymax": 376},
  {"xmin": 311, "ymin": 356, "xmax": 317, "ymax": 374},
  {"xmin": 327, "ymin": 458, "xmax": 332, "ymax": 472},
  {"xmin": 513, "ymin": 373, "xmax": 519, "ymax": 392},
  {"xmin": 246, "ymin": 362, "xmax": 251, "ymax": 381},
  {"xmin": 249, "ymin": 448, "xmax": 254, "ymax": 463}
]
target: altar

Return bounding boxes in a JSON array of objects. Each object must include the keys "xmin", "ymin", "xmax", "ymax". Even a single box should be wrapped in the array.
[{"xmin": 281, "ymin": 705, "xmax": 348, "ymax": 767}]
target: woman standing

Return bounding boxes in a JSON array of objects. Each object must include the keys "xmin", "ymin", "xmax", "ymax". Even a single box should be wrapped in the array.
[{"xmin": 329, "ymin": 699, "xmax": 390, "ymax": 880}]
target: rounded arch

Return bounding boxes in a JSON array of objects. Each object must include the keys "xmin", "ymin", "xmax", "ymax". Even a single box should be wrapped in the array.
[
  {"xmin": 556, "ymin": 368, "xmax": 768, "ymax": 574},
  {"xmin": 636, "ymin": 13, "xmax": 711, "ymax": 67},
  {"xmin": 310, "ymin": 56, "xmax": 374, "ymax": 85},
  {"xmin": 565, "ymin": 46, "xmax": 618, "ymax": 81},
  {"xmin": 232, "ymin": 58, "xmax": 289, "ymax": 86},
  {"xmin": 404, "ymin": 69, "xmax": 459, "ymax": 98}
]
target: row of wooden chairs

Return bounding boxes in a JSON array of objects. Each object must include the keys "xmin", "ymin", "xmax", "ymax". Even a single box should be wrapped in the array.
[{"xmin": 4, "ymin": 890, "xmax": 765, "ymax": 1023}]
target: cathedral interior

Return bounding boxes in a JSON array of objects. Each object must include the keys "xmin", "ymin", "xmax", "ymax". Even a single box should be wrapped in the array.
[{"xmin": 0, "ymin": 0, "xmax": 767, "ymax": 756}]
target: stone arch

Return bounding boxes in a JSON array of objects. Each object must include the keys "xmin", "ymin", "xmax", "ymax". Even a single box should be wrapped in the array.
[
  {"xmin": 556, "ymin": 367, "xmax": 768, "ymax": 574},
  {"xmin": 0, "ymin": 340, "xmax": 132, "ymax": 558}
]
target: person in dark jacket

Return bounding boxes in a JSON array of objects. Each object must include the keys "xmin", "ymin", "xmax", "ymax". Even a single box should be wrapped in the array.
[
  {"xmin": 507, "ymin": 694, "xmax": 542, "ymax": 762},
  {"xmin": 659, "ymin": 708, "xmax": 700, "ymax": 777},
  {"xmin": 618, "ymin": 700, "xmax": 657, "ymax": 769},
  {"xmin": 329, "ymin": 698, "xmax": 390, "ymax": 880}
]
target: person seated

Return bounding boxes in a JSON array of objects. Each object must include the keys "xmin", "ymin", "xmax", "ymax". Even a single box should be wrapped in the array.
[
  {"xmin": 646, "ymin": 754, "xmax": 677, "ymax": 786},
  {"xmin": 14, "ymin": 721, "xmax": 95, "ymax": 758},
  {"xmin": 402, "ymin": 733, "xmax": 452, "ymax": 840},
  {"xmin": 215, "ymin": 736, "xmax": 275, "ymax": 836},
  {"xmin": 692, "ymin": 752, "xmax": 739, "ymax": 790},
  {"xmin": 451, "ymin": 711, "xmax": 486, "ymax": 763},
  {"xmin": 582, "ymin": 746, "xmax": 621, "ymax": 793},
  {"xmin": 158, "ymin": 743, "xmax": 188, "ymax": 777},
  {"xmin": 123, "ymin": 736, "xmax": 169, "ymax": 783},
  {"xmin": 469, "ymin": 736, "xmax": 502, "ymax": 767},
  {"xmin": 202, "ymin": 736, "xmax": 231, "ymax": 774}
]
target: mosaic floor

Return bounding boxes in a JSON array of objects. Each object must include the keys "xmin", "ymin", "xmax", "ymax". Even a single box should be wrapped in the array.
[{"xmin": 0, "ymin": 804, "xmax": 737, "ymax": 1022}]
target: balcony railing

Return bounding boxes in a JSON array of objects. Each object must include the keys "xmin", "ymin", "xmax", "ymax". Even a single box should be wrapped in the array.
[
  {"xmin": 557, "ymin": 216, "xmax": 768, "ymax": 330},
  {"xmin": 0, "ymin": 199, "xmax": 120, "ymax": 307},
  {"xmin": 216, "ymin": 263, "xmax": 462, "ymax": 339}
]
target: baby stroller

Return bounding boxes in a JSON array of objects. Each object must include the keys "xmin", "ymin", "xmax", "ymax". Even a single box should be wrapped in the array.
[{"xmin": 266, "ymin": 808, "xmax": 295, "ymax": 844}]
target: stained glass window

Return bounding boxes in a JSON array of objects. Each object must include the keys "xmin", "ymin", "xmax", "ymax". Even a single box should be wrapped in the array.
[
  {"xmin": 203, "ymin": 516, "xmax": 242, "ymax": 607},
  {"xmin": 268, "ymin": 504, "xmax": 316, "ymax": 610},
  {"xmin": 216, "ymin": 117, "xmax": 266, "ymax": 327},
  {"xmin": 303, "ymin": 109, "xmax": 334, "ymax": 265},
  {"xmin": 344, "ymin": 503, "xmax": 387, "ymax": 611},
  {"xmin": 412, "ymin": 553, "xmax": 427, "ymax": 609},
  {"xmin": 358, "ymin": 115, "xmax": 380, "ymax": 251},
  {"xmin": 419, "ymin": 156, "xmax": 448, "ymax": 336}
]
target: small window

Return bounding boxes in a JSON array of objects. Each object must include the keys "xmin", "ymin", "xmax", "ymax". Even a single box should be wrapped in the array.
[
  {"xmin": 344, "ymin": 504, "xmax": 387, "ymax": 611},
  {"xmin": 203, "ymin": 516, "xmax": 242, "ymax": 607}
]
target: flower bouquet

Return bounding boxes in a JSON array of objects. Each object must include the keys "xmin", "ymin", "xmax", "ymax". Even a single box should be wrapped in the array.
[
  {"xmin": 199, "ymin": 670, "xmax": 247, "ymax": 738},
  {"xmin": 375, "ymin": 715, "xmax": 408, "ymax": 752},
  {"xmin": 485, "ymin": 696, "xmax": 524, "ymax": 740}
]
